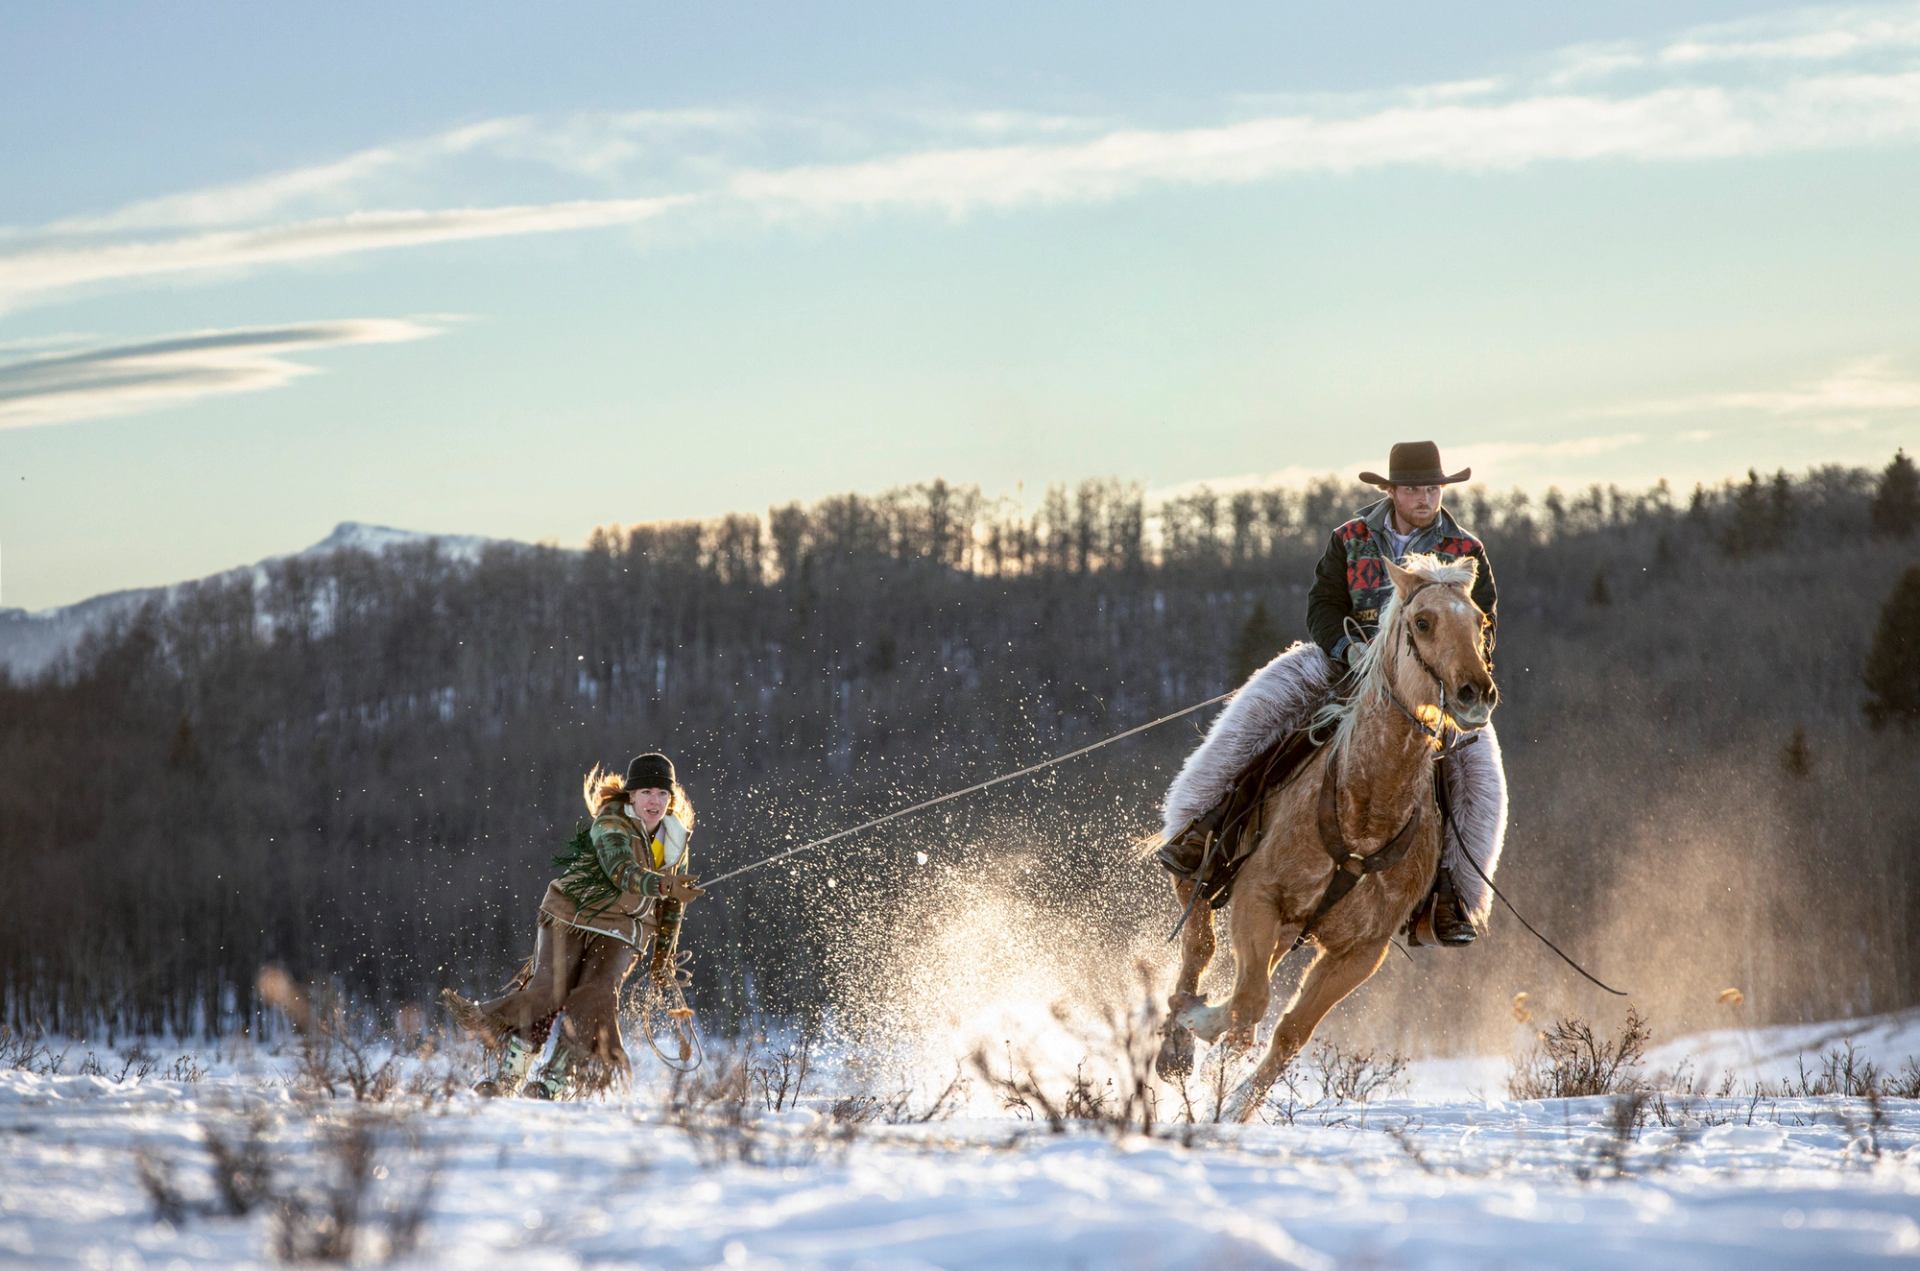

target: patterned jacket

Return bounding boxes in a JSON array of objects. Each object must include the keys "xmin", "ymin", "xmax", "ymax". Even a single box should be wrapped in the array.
[
  {"xmin": 539, "ymin": 804, "xmax": 692, "ymax": 940},
  {"xmin": 1306, "ymin": 498, "xmax": 1498, "ymax": 664}
]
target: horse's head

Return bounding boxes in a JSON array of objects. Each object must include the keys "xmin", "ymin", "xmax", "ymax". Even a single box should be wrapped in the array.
[{"xmin": 1383, "ymin": 554, "xmax": 1498, "ymax": 730}]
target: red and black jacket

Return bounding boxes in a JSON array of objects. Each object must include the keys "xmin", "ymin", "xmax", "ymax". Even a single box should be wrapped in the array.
[{"xmin": 1307, "ymin": 499, "xmax": 1498, "ymax": 664}]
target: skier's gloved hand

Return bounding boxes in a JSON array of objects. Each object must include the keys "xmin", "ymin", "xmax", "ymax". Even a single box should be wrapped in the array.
[{"xmin": 659, "ymin": 874, "xmax": 706, "ymax": 905}]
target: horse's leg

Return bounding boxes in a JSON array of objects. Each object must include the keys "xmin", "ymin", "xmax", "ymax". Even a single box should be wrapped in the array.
[
  {"xmin": 1157, "ymin": 877, "xmax": 1218, "ymax": 1079},
  {"xmin": 1174, "ymin": 893, "xmax": 1283, "ymax": 1052},
  {"xmin": 1223, "ymin": 940, "xmax": 1389, "ymax": 1123}
]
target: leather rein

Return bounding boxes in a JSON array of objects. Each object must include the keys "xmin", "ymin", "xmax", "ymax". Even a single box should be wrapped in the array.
[{"xmin": 1287, "ymin": 581, "xmax": 1475, "ymax": 951}]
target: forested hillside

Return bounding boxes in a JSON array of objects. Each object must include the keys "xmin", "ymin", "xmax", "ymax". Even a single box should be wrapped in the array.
[{"xmin": 3, "ymin": 458, "xmax": 1915, "ymax": 1052}]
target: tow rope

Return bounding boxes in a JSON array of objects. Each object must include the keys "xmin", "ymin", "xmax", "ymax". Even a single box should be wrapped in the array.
[{"xmin": 700, "ymin": 691, "xmax": 1237, "ymax": 889}]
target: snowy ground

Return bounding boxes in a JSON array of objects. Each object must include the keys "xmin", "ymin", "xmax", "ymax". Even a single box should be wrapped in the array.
[{"xmin": 3, "ymin": 1013, "xmax": 1919, "ymax": 1269}]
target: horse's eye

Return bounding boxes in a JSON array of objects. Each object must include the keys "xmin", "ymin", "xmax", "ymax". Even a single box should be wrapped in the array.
[{"xmin": 1414, "ymin": 616, "xmax": 1432, "ymax": 634}]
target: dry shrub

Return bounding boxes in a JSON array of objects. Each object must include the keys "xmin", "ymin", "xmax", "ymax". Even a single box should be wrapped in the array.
[
  {"xmin": 1760, "ymin": 1041, "xmax": 1915, "ymax": 1099},
  {"xmin": 1263, "ymin": 1040, "xmax": 1411, "ymax": 1126},
  {"xmin": 1508, "ymin": 1009, "xmax": 1650, "ymax": 1100},
  {"xmin": 663, "ymin": 1048, "xmax": 766, "ymax": 1165},
  {"xmin": 258, "ymin": 967, "xmax": 453, "ymax": 1105},
  {"xmin": 752, "ymin": 1035, "xmax": 813, "ymax": 1112},
  {"xmin": 204, "ymin": 1107, "xmax": 277, "ymax": 1216},
  {"xmin": 970, "ymin": 968, "xmax": 1166, "ymax": 1138},
  {"xmin": 272, "ymin": 1109, "xmax": 440, "ymax": 1264},
  {"xmin": 0, "ymin": 1026, "xmax": 67, "ymax": 1075},
  {"xmin": 134, "ymin": 1102, "xmax": 440, "ymax": 1262},
  {"xmin": 828, "ymin": 1067, "xmax": 968, "ymax": 1126}
]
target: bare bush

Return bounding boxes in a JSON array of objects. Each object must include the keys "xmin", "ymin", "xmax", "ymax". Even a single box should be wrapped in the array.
[
  {"xmin": 664, "ymin": 1049, "xmax": 764, "ymax": 1165},
  {"xmin": 258, "ymin": 968, "xmax": 401, "ymax": 1103},
  {"xmin": 135, "ymin": 1147, "xmax": 189, "ymax": 1225},
  {"xmin": 272, "ymin": 1110, "xmax": 440, "ymax": 1264},
  {"xmin": 1760, "ymin": 1041, "xmax": 1899, "ymax": 1098},
  {"xmin": 752, "ymin": 1035, "xmax": 813, "ymax": 1112},
  {"xmin": 1508, "ymin": 1009, "xmax": 1651, "ymax": 1100},
  {"xmin": 829, "ymin": 1067, "xmax": 968, "ymax": 1127},
  {"xmin": 1262, "ymin": 1040, "xmax": 1411, "ymax": 1127},
  {"xmin": 2, "ymin": 1027, "xmax": 68, "ymax": 1074},
  {"xmin": 204, "ymin": 1107, "xmax": 276, "ymax": 1217},
  {"xmin": 970, "ymin": 974, "xmax": 1166, "ymax": 1138}
]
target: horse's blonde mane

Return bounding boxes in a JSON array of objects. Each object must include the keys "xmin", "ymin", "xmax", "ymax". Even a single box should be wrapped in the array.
[{"xmin": 1308, "ymin": 552, "xmax": 1477, "ymax": 759}]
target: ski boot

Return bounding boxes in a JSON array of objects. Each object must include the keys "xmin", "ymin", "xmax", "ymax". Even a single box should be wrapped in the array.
[
  {"xmin": 472, "ymin": 1033, "xmax": 537, "ymax": 1098},
  {"xmin": 522, "ymin": 1045, "xmax": 574, "ymax": 1101}
]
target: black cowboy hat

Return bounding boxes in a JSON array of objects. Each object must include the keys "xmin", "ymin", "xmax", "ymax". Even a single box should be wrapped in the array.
[{"xmin": 1359, "ymin": 441, "xmax": 1471, "ymax": 488}]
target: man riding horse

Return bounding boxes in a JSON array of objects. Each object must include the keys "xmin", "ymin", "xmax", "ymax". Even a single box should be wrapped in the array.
[{"xmin": 1157, "ymin": 441, "xmax": 1508, "ymax": 946}]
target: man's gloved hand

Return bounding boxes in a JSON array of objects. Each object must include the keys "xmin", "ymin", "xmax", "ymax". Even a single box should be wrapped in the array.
[
  {"xmin": 659, "ymin": 874, "xmax": 706, "ymax": 905},
  {"xmin": 1343, "ymin": 638, "xmax": 1369, "ymax": 669}
]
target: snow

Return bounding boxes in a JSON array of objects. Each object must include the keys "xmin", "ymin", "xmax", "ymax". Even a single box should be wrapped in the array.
[
  {"xmin": 0, "ymin": 521, "xmax": 520, "ymax": 677},
  {"xmin": 3, "ymin": 1015, "xmax": 1918, "ymax": 1268}
]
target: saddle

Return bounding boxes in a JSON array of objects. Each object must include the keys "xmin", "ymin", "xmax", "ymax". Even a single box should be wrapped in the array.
[{"xmin": 1155, "ymin": 724, "xmax": 1322, "ymax": 910}]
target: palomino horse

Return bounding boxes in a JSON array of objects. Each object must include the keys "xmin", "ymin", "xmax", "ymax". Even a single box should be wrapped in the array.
[{"xmin": 1159, "ymin": 553, "xmax": 1498, "ymax": 1122}]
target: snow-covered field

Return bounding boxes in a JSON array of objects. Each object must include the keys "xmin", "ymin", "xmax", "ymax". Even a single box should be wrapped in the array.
[{"xmin": 3, "ymin": 1012, "xmax": 1918, "ymax": 1269}]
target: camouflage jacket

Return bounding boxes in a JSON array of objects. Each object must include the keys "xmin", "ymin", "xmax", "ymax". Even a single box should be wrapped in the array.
[
  {"xmin": 1306, "ymin": 498, "xmax": 1497, "ymax": 664},
  {"xmin": 539, "ymin": 806, "xmax": 691, "ymax": 938}
]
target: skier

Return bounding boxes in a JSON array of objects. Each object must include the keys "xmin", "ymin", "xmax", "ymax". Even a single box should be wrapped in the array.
[{"xmin": 444, "ymin": 751, "xmax": 705, "ymax": 1097}]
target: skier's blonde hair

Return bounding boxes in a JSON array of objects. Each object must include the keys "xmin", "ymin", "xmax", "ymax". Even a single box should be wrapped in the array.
[{"xmin": 581, "ymin": 764, "xmax": 695, "ymax": 829}]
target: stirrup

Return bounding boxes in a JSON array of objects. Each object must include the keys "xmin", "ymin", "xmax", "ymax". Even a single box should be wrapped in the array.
[{"xmin": 1155, "ymin": 811, "xmax": 1222, "ymax": 880}]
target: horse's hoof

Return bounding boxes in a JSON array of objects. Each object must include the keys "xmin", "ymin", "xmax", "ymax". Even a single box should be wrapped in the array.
[
  {"xmin": 1222, "ymin": 1082, "xmax": 1264, "ymax": 1124},
  {"xmin": 1155, "ymin": 1028, "xmax": 1195, "ymax": 1081}
]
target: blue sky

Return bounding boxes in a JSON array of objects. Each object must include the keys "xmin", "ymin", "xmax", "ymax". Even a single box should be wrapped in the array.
[{"xmin": 2, "ymin": 2, "xmax": 1917, "ymax": 609}]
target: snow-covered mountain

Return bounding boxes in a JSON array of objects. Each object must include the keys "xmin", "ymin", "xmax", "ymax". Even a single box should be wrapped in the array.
[{"xmin": 0, "ymin": 521, "xmax": 516, "ymax": 679}]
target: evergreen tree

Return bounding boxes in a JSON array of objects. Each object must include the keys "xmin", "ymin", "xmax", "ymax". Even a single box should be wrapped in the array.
[
  {"xmin": 1864, "ymin": 565, "xmax": 1920, "ymax": 729},
  {"xmin": 1872, "ymin": 449, "xmax": 1919, "ymax": 538},
  {"xmin": 1769, "ymin": 470, "xmax": 1794, "ymax": 538},
  {"xmin": 1723, "ymin": 469, "xmax": 1773, "ymax": 556},
  {"xmin": 1230, "ymin": 601, "xmax": 1284, "ymax": 683}
]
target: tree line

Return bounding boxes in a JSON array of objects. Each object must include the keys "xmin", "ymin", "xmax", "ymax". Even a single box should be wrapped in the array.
[{"xmin": 0, "ymin": 452, "xmax": 1915, "ymax": 1051}]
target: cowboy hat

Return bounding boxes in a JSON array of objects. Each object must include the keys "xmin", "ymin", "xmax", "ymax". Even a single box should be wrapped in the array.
[{"xmin": 1359, "ymin": 441, "xmax": 1471, "ymax": 487}]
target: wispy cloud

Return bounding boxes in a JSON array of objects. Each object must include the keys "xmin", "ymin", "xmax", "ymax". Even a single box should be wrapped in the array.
[
  {"xmin": 39, "ymin": 110, "xmax": 762, "ymax": 237},
  {"xmin": 0, "ymin": 319, "xmax": 441, "ymax": 429},
  {"xmin": 0, "ymin": 197, "xmax": 690, "ymax": 314},
  {"xmin": 1586, "ymin": 355, "xmax": 1920, "ymax": 416},
  {"xmin": 727, "ymin": 72, "xmax": 1920, "ymax": 218},
  {"xmin": 1153, "ymin": 432, "xmax": 1660, "ymax": 503},
  {"xmin": 1548, "ymin": 4, "xmax": 1920, "ymax": 84},
  {"xmin": 4, "ymin": 4, "xmax": 1920, "ymax": 314}
]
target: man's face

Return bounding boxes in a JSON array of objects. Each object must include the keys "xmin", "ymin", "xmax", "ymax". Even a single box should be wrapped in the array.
[{"xmin": 1389, "ymin": 483, "xmax": 1443, "ymax": 530}]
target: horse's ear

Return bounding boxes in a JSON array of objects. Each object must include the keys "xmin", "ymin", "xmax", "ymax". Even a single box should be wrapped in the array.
[
  {"xmin": 1385, "ymin": 557, "xmax": 1422, "ymax": 599},
  {"xmin": 1453, "ymin": 555, "xmax": 1480, "ymax": 587}
]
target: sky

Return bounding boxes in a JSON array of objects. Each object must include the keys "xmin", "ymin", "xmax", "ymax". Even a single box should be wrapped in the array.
[{"xmin": 2, "ymin": 1, "xmax": 1917, "ymax": 611}]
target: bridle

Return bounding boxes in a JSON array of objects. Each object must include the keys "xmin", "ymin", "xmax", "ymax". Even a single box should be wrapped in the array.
[{"xmin": 1373, "ymin": 580, "xmax": 1489, "ymax": 757}]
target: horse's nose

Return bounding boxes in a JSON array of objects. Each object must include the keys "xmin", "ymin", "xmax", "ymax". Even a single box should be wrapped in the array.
[{"xmin": 1456, "ymin": 680, "xmax": 1498, "ymax": 712}]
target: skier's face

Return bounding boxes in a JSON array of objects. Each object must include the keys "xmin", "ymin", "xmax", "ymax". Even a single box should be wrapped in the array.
[{"xmin": 630, "ymin": 787, "xmax": 671, "ymax": 824}]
